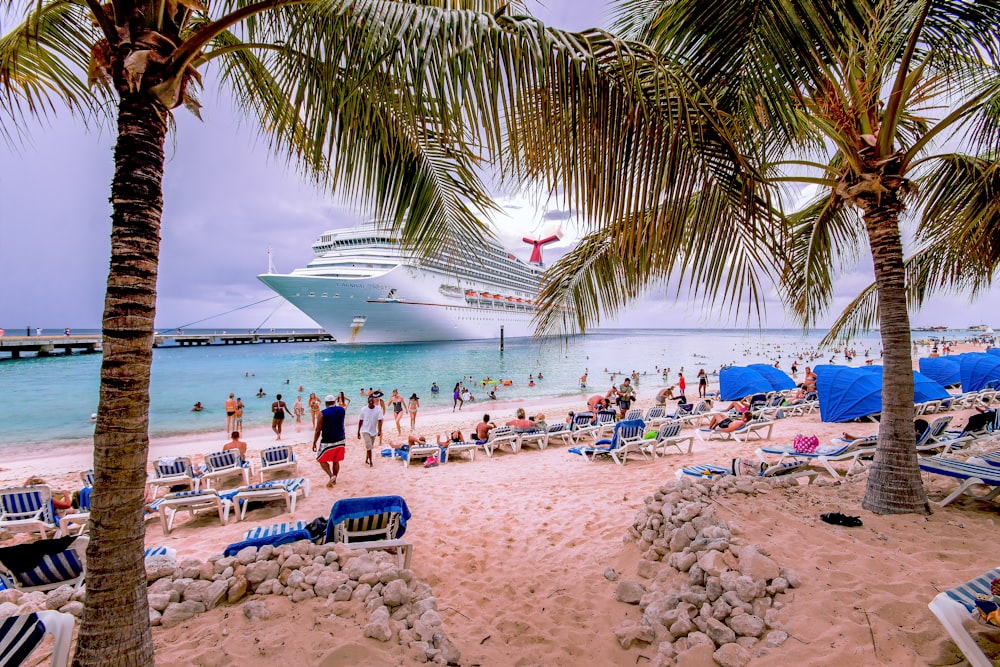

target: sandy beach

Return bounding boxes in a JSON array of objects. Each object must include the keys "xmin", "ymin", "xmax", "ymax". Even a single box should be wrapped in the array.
[{"xmin": 6, "ymin": 362, "xmax": 1000, "ymax": 666}]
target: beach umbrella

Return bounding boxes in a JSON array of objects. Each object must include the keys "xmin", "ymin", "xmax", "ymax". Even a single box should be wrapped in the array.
[
  {"xmin": 718, "ymin": 367, "xmax": 773, "ymax": 401},
  {"xmin": 918, "ymin": 357, "xmax": 962, "ymax": 387},
  {"xmin": 746, "ymin": 364, "xmax": 797, "ymax": 391},
  {"xmin": 959, "ymin": 353, "xmax": 1000, "ymax": 392},
  {"xmin": 816, "ymin": 366, "xmax": 882, "ymax": 423}
]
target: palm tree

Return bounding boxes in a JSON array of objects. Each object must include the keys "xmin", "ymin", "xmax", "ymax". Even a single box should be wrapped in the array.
[
  {"xmin": 538, "ymin": 0, "xmax": 1000, "ymax": 515},
  {"xmin": 2, "ymin": 0, "xmax": 755, "ymax": 661}
]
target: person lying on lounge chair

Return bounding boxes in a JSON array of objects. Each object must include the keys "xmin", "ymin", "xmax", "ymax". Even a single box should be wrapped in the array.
[
  {"xmin": 705, "ymin": 412, "xmax": 752, "ymax": 432},
  {"xmin": 724, "ymin": 398, "xmax": 750, "ymax": 413},
  {"xmin": 436, "ymin": 430, "xmax": 464, "ymax": 448}
]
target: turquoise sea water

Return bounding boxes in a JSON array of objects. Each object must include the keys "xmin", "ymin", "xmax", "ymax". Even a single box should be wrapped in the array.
[{"xmin": 0, "ymin": 328, "xmax": 888, "ymax": 448}]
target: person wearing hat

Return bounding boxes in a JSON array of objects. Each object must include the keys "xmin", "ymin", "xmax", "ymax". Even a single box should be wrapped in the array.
[
  {"xmin": 357, "ymin": 393, "xmax": 384, "ymax": 467},
  {"xmin": 408, "ymin": 393, "xmax": 420, "ymax": 431},
  {"xmin": 313, "ymin": 394, "xmax": 347, "ymax": 487}
]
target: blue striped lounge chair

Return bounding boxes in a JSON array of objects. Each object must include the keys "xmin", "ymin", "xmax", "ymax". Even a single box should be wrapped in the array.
[
  {"xmin": 258, "ymin": 445, "xmax": 298, "ymax": 482},
  {"xmin": 200, "ymin": 450, "xmax": 253, "ymax": 489},
  {"xmin": 148, "ymin": 456, "xmax": 198, "ymax": 498},
  {"xmin": 244, "ymin": 521, "xmax": 307, "ymax": 541},
  {"xmin": 232, "ymin": 477, "xmax": 310, "ymax": 521},
  {"xmin": 483, "ymin": 426, "xmax": 520, "ymax": 457},
  {"xmin": 756, "ymin": 439, "xmax": 876, "ymax": 479},
  {"xmin": 928, "ymin": 566, "xmax": 1000, "ymax": 667},
  {"xmin": 388, "ymin": 443, "xmax": 440, "ymax": 467},
  {"xmin": 543, "ymin": 423, "xmax": 574, "ymax": 447},
  {"xmin": 149, "ymin": 489, "xmax": 233, "ymax": 534},
  {"xmin": 969, "ymin": 451, "xmax": 1000, "ymax": 469},
  {"xmin": 594, "ymin": 410, "xmax": 620, "ymax": 439},
  {"xmin": 643, "ymin": 405, "xmax": 667, "ymax": 427},
  {"xmin": 441, "ymin": 440, "xmax": 478, "ymax": 462},
  {"xmin": 645, "ymin": 420, "xmax": 694, "ymax": 457},
  {"xmin": 0, "ymin": 486, "xmax": 58, "ymax": 539},
  {"xmin": 325, "ymin": 495, "xmax": 412, "ymax": 569},
  {"xmin": 0, "ymin": 536, "xmax": 89, "ymax": 593},
  {"xmin": 0, "ymin": 610, "xmax": 75, "ymax": 667},
  {"xmin": 569, "ymin": 412, "xmax": 601, "ymax": 444},
  {"xmin": 675, "ymin": 461, "xmax": 812, "ymax": 481},
  {"xmin": 697, "ymin": 418, "xmax": 774, "ymax": 442},
  {"xmin": 918, "ymin": 456, "xmax": 1000, "ymax": 507},
  {"xmin": 517, "ymin": 426, "xmax": 549, "ymax": 451},
  {"xmin": 569, "ymin": 419, "xmax": 646, "ymax": 465},
  {"xmin": 144, "ymin": 546, "xmax": 177, "ymax": 560}
]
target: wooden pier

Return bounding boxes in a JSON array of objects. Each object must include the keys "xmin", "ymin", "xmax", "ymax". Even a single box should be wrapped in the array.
[{"xmin": 0, "ymin": 332, "xmax": 334, "ymax": 359}]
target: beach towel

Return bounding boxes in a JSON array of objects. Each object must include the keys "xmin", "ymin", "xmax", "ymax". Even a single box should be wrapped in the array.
[
  {"xmin": 325, "ymin": 495, "xmax": 411, "ymax": 543},
  {"xmin": 222, "ymin": 530, "xmax": 313, "ymax": 557},
  {"xmin": 0, "ymin": 537, "xmax": 77, "ymax": 574}
]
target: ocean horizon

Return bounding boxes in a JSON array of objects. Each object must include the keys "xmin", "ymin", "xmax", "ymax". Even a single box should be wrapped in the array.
[{"xmin": 0, "ymin": 325, "xmax": 975, "ymax": 449}]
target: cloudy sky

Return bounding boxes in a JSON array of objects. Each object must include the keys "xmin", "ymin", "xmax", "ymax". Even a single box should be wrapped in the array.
[{"xmin": 0, "ymin": 0, "xmax": 995, "ymax": 334}]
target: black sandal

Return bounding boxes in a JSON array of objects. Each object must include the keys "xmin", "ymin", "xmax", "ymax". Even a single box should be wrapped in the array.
[{"xmin": 820, "ymin": 512, "xmax": 863, "ymax": 527}]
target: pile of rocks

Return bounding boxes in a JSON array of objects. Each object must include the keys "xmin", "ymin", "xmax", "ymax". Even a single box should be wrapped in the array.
[
  {"xmin": 611, "ymin": 475, "xmax": 802, "ymax": 667},
  {"xmin": 5, "ymin": 541, "xmax": 460, "ymax": 665}
]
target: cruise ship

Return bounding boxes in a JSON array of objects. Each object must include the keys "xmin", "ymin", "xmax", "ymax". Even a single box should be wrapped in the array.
[{"xmin": 257, "ymin": 222, "xmax": 563, "ymax": 343}]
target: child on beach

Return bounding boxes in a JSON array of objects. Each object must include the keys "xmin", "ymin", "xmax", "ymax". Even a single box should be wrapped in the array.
[{"xmin": 293, "ymin": 396, "xmax": 305, "ymax": 425}]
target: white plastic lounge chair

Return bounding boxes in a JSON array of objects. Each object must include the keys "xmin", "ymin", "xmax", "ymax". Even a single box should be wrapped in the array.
[
  {"xmin": 756, "ymin": 440, "xmax": 876, "ymax": 479},
  {"xmin": 517, "ymin": 427, "xmax": 549, "ymax": 451},
  {"xmin": 622, "ymin": 408, "xmax": 643, "ymax": 421},
  {"xmin": 258, "ymin": 445, "xmax": 299, "ymax": 482},
  {"xmin": 232, "ymin": 477, "xmax": 310, "ymax": 520},
  {"xmin": 144, "ymin": 546, "xmax": 176, "ymax": 560},
  {"xmin": 325, "ymin": 495, "xmax": 412, "ymax": 569},
  {"xmin": 483, "ymin": 426, "xmax": 520, "ymax": 457},
  {"xmin": 0, "ymin": 610, "xmax": 75, "ymax": 667},
  {"xmin": 644, "ymin": 420, "xmax": 695, "ymax": 457},
  {"xmin": 569, "ymin": 412, "xmax": 601, "ymax": 443},
  {"xmin": 55, "ymin": 512, "xmax": 89, "ymax": 538},
  {"xmin": 0, "ymin": 536, "xmax": 89, "ymax": 592},
  {"xmin": 150, "ymin": 489, "xmax": 232, "ymax": 534},
  {"xmin": 675, "ymin": 461, "xmax": 813, "ymax": 482},
  {"xmin": 918, "ymin": 456, "xmax": 1000, "ymax": 507},
  {"xmin": 568, "ymin": 419, "xmax": 646, "ymax": 465},
  {"xmin": 643, "ymin": 405, "xmax": 667, "ymax": 427},
  {"xmin": 928, "ymin": 566, "xmax": 1000, "ymax": 667},
  {"xmin": 969, "ymin": 451, "xmax": 1000, "ymax": 468},
  {"xmin": 696, "ymin": 418, "xmax": 774, "ymax": 442},
  {"xmin": 441, "ymin": 441, "xmax": 477, "ymax": 462},
  {"xmin": 593, "ymin": 410, "xmax": 619, "ymax": 439},
  {"xmin": 543, "ymin": 423, "xmax": 574, "ymax": 447},
  {"xmin": 0, "ymin": 486, "xmax": 58, "ymax": 539},
  {"xmin": 388, "ymin": 443, "xmax": 440, "ymax": 467},
  {"xmin": 147, "ymin": 456, "xmax": 198, "ymax": 498},
  {"xmin": 677, "ymin": 401, "xmax": 711, "ymax": 426},
  {"xmin": 79, "ymin": 470, "xmax": 94, "ymax": 488},
  {"xmin": 200, "ymin": 450, "xmax": 253, "ymax": 488},
  {"xmin": 244, "ymin": 521, "xmax": 307, "ymax": 541}
]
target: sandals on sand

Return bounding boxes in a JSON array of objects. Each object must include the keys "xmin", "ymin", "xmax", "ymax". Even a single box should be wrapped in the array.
[{"xmin": 820, "ymin": 512, "xmax": 863, "ymax": 527}]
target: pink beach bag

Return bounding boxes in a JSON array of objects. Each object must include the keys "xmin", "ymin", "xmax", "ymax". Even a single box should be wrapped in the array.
[{"xmin": 793, "ymin": 434, "xmax": 820, "ymax": 453}]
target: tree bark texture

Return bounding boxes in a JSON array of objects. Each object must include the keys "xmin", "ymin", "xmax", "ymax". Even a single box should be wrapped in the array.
[
  {"xmin": 74, "ymin": 93, "xmax": 167, "ymax": 666},
  {"xmin": 861, "ymin": 195, "xmax": 930, "ymax": 515}
]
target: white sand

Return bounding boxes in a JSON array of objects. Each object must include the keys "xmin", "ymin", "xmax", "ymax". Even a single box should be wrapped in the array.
[{"xmin": 9, "ymin": 357, "xmax": 999, "ymax": 665}]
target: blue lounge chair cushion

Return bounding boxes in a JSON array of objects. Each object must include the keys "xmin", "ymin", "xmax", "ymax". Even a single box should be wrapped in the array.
[
  {"xmin": 222, "ymin": 530, "xmax": 313, "ymax": 557},
  {"xmin": 944, "ymin": 567, "xmax": 1000, "ymax": 612},
  {"xmin": 0, "ymin": 612, "xmax": 47, "ymax": 666},
  {"xmin": 325, "ymin": 495, "xmax": 410, "ymax": 542}
]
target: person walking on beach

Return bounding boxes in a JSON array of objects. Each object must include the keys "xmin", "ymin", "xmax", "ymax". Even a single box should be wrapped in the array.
[
  {"xmin": 313, "ymin": 394, "xmax": 347, "ymax": 487},
  {"xmin": 234, "ymin": 398, "xmax": 244, "ymax": 434},
  {"xmin": 293, "ymin": 395, "xmax": 305, "ymax": 425},
  {"xmin": 225, "ymin": 393, "xmax": 237, "ymax": 433},
  {"xmin": 308, "ymin": 392, "xmax": 321, "ymax": 427},
  {"xmin": 617, "ymin": 377, "xmax": 636, "ymax": 418},
  {"xmin": 408, "ymin": 393, "xmax": 420, "ymax": 431},
  {"xmin": 677, "ymin": 373, "xmax": 687, "ymax": 400},
  {"xmin": 388, "ymin": 389, "xmax": 406, "ymax": 435},
  {"xmin": 453, "ymin": 382, "xmax": 464, "ymax": 412},
  {"xmin": 697, "ymin": 368, "xmax": 708, "ymax": 398},
  {"xmin": 271, "ymin": 393, "xmax": 291, "ymax": 440},
  {"xmin": 357, "ymin": 395, "xmax": 384, "ymax": 467}
]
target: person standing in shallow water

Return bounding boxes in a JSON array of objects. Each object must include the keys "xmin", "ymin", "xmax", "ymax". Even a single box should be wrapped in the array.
[
  {"xmin": 408, "ymin": 393, "xmax": 420, "ymax": 431},
  {"xmin": 225, "ymin": 393, "xmax": 237, "ymax": 433},
  {"xmin": 313, "ymin": 394, "xmax": 346, "ymax": 487},
  {"xmin": 697, "ymin": 368, "xmax": 708, "ymax": 398},
  {"xmin": 271, "ymin": 393, "xmax": 291, "ymax": 440}
]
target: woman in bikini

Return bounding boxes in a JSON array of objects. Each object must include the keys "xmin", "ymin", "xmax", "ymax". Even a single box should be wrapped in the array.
[
  {"xmin": 336, "ymin": 391, "xmax": 351, "ymax": 409},
  {"xmin": 408, "ymin": 393, "xmax": 420, "ymax": 431},
  {"xmin": 225, "ymin": 393, "xmax": 237, "ymax": 433},
  {"xmin": 308, "ymin": 392, "xmax": 321, "ymax": 428},
  {"xmin": 271, "ymin": 394, "xmax": 290, "ymax": 440},
  {"xmin": 389, "ymin": 389, "xmax": 406, "ymax": 435}
]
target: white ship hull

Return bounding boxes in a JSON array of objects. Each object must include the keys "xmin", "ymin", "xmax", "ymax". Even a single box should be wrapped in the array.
[{"xmin": 257, "ymin": 230, "xmax": 541, "ymax": 344}]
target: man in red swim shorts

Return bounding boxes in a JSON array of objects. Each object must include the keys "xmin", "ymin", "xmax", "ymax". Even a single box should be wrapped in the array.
[{"xmin": 313, "ymin": 394, "xmax": 346, "ymax": 487}]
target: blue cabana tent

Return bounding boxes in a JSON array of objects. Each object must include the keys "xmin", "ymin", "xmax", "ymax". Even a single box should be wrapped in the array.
[
  {"xmin": 816, "ymin": 366, "xmax": 883, "ymax": 423},
  {"xmin": 987, "ymin": 348, "xmax": 1000, "ymax": 357},
  {"xmin": 960, "ymin": 353, "xmax": 1000, "ymax": 392},
  {"xmin": 842, "ymin": 365, "xmax": 949, "ymax": 406},
  {"xmin": 918, "ymin": 357, "xmax": 962, "ymax": 388},
  {"xmin": 719, "ymin": 367, "xmax": 773, "ymax": 401},
  {"xmin": 746, "ymin": 364, "xmax": 797, "ymax": 392}
]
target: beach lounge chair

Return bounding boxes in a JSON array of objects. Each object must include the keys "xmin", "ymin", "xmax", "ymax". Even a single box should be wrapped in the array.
[
  {"xmin": 147, "ymin": 456, "xmax": 198, "ymax": 498},
  {"xmin": 622, "ymin": 408, "xmax": 643, "ymax": 421},
  {"xmin": 258, "ymin": 445, "xmax": 299, "ymax": 482},
  {"xmin": 644, "ymin": 420, "xmax": 695, "ymax": 457},
  {"xmin": 232, "ymin": 477, "xmax": 309, "ymax": 520},
  {"xmin": 0, "ymin": 610, "xmax": 75, "ymax": 667},
  {"xmin": 928, "ymin": 566, "xmax": 1000, "ymax": 667},
  {"xmin": 325, "ymin": 495, "xmax": 412, "ymax": 568},
  {"xmin": 441, "ymin": 441, "xmax": 478, "ymax": 462},
  {"xmin": 386, "ymin": 443, "xmax": 440, "ymax": 467},
  {"xmin": 677, "ymin": 401, "xmax": 711, "ymax": 426},
  {"xmin": 243, "ymin": 521, "xmax": 307, "ymax": 541},
  {"xmin": 755, "ymin": 440, "xmax": 877, "ymax": 479},
  {"xmin": 594, "ymin": 410, "xmax": 619, "ymax": 439},
  {"xmin": 0, "ymin": 486, "xmax": 58, "ymax": 539},
  {"xmin": 569, "ymin": 412, "xmax": 601, "ymax": 443},
  {"xmin": 517, "ymin": 427, "xmax": 549, "ymax": 451},
  {"xmin": 643, "ymin": 405, "xmax": 667, "ymax": 427},
  {"xmin": 151, "ymin": 489, "xmax": 232, "ymax": 534},
  {"xmin": 543, "ymin": 423, "xmax": 575, "ymax": 447},
  {"xmin": 696, "ymin": 418, "xmax": 774, "ymax": 442},
  {"xmin": 144, "ymin": 546, "xmax": 176, "ymax": 560},
  {"xmin": 675, "ymin": 460, "xmax": 813, "ymax": 482},
  {"xmin": 200, "ymin": 450, "xmax": 253, "ymax": 489},
  {"xmin": 568, "ymin": 419, "xmax": 646, "ymax": 465},
  {"xmin": 918, "ymin": 456, "xmax": 1000, "ymax": 507},
  {"xmin": 0, "ymin": 536, "xmax": 89, "ymax": 592},
  {"xmin": 483, "ymin": 426, "xmax": 520, "ymax": 457}
]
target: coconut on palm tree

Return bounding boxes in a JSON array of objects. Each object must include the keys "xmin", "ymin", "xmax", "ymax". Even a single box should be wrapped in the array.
[{"xmin": 538, "ymin": 0, "xmax": 1000, "ymax": 515}]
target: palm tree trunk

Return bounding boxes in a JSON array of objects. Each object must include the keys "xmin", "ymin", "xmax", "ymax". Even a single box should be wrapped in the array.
[
  {"xmin": 861, "ymin": 198, "xmax": 930, "ymax": 515},
  {"xmin": 74, "ymin": 92, "xmax": 167, "ymax": 666}
]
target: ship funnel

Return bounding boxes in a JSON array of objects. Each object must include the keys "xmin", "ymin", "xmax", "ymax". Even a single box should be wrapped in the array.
[{"xmin": 522, "ymin": 232, "xmax": 562, "ymax": 266}]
